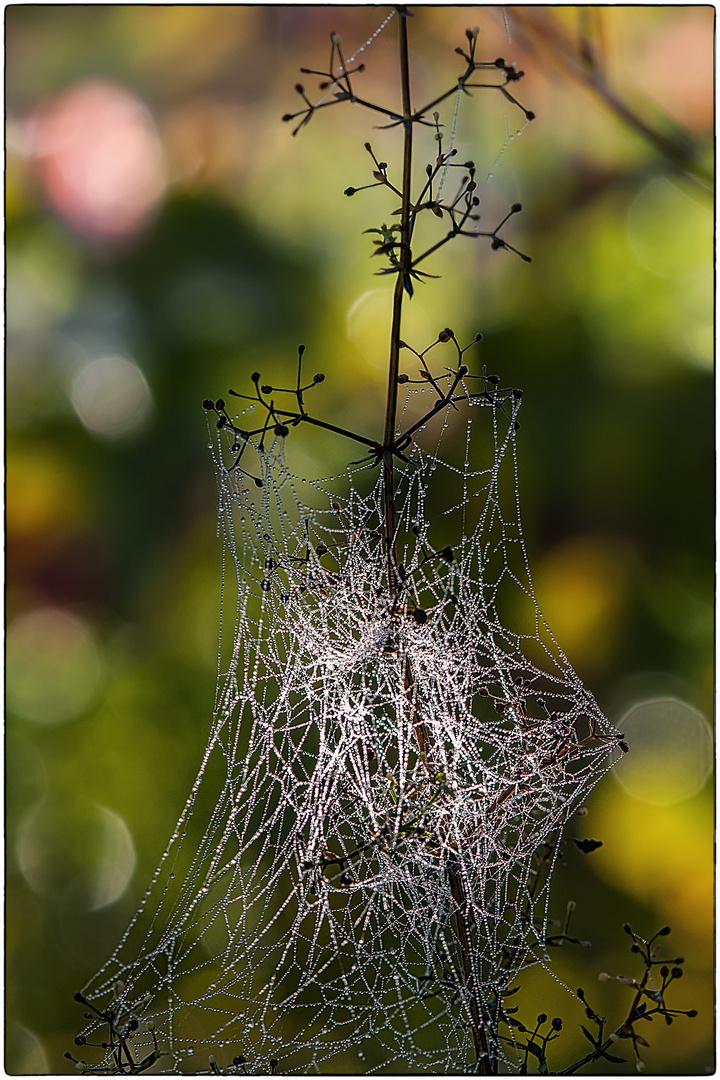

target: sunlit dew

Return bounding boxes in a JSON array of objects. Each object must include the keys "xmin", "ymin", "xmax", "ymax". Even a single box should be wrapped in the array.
[
  {"xmin": 70, "ymin": 354, "xmax": 153, "ymax": 437},
  {"xmin": 613, "ymin": 697, "xmax": 712, "ymax": 806},
  {"xmin": 7, "ymin": 607, "xmax": 104, "ymax": 725}
]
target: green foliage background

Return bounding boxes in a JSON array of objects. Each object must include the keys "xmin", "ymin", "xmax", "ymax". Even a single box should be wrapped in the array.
[{"xmin": 6, "ymin": 6, "xmax": 713, "ymax": 1074}]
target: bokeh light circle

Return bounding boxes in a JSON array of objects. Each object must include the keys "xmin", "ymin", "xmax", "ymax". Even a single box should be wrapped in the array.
[
  {"xmin": 7, "ymin": 607, "xmax": 103, "ymax": 725},
  {"xmin": 614, "ymin": 697, "xmax": 712, "ymax": 806},
  {"xmin": 31, "ymin": 78, "xmax": 166, "ymax": 240},
  {"xmin": 16, "ymin": 801, "xmax": 137, "ymax": 909},
  {"xmin": 71, "ymin": 354, "xmax": 153, "ymax": 437}
]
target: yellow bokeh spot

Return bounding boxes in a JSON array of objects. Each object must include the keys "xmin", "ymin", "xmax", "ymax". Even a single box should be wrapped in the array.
[
  {"xmin": 534, "ymin": 535, "xmax": 628, "ymax": 671},
  {"xmin": 590, "ymin": 783, "xmax": 713, "ymax": 947}
]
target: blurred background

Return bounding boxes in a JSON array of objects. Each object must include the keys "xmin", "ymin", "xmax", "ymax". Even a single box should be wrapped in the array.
[{"xmin": 6, "ymin": 5, "xmax": 713, "ymax": 1074}]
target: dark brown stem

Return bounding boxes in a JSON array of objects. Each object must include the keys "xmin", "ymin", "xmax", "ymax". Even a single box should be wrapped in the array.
[
  {"xmin": 448, "ymin": 857, "xmax": 494, "ymax": 1073},
  {"xmin": 382, "ymin": 14, "xmax": 494, "ymax": 1073},
  {"xmin": 382, "ymin": 10, "xmax": 413, "ymax": 598}
]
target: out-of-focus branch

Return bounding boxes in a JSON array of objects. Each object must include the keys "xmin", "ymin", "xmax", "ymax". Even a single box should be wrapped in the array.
[{"xmin": 509, "ymin": 7, "xmax": 713, "ymax": 188}]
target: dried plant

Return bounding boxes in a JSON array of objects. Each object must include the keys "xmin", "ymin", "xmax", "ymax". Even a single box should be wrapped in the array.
[{"xmin": 68, "ymin": 10, "xmax": 695, "ymax": 1075}]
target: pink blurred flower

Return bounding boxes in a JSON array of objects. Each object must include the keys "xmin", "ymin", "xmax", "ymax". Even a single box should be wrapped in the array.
[{"xmin": 31, "ymin": 78, "xmax": 166, "ymax": 241}]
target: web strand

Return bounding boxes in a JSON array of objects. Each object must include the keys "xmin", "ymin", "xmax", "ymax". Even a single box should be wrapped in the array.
[{"xmin": 76, "ymin": 374, "xmax": 620, "ymax": 1075}]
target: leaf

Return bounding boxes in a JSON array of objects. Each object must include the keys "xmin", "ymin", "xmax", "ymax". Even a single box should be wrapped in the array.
[
  {"xmin": 525, "ymin": 1041, "xmax": 542, "ymax": 1058},
  {"xmin": 580, "ymin": 1025, "xmax": 599, "ymax": 1048},
  {"xmin": 601, "ymin": 1052, "xmax": 628, "ymax": 1064},
  {"xmin": 573, "ymin": 838, "xmax": 603, "ymax": 854}
]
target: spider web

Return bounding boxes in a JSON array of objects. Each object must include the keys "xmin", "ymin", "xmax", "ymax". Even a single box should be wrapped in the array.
[{"xmin": 75, "ymin": 371, "xmax": 621, "ymax": 1075}]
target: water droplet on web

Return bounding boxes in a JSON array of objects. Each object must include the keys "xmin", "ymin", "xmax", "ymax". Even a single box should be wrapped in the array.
[{"xmin": 75, "ymin": 360, "xmax": 619, "ymax": 1071}]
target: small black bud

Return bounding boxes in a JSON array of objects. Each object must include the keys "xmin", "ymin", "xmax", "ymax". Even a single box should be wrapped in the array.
[
  {"xmin": 251, "ymin": 372, "xmax": 260, "ymax": 383},
  {"xmin": 202, "ymin": 398, "xmax": 215, "ymax": 410},
  {"xmin": 397, "ymin": 373, "xmax": 409, "ymax": 383},
  {"xmin": 261, "ymin": 385, "xmax": 272, "ymax": 395},
  {"xmin": 526, "ymin": 110, "xmax": 536, "ymax": 121},
  {"xmin": 74, "ymin": 992, "xmax": 87, "ymax": 1004},
  {"xmin": 552, "ymin": 1017, "xmax": 563, "ymax": 1031},
  {"xmin": 274, "ymin": 424, "xmax": 289, "ymax": 437},
  {"xmin": 254, "ymin": 478, "xmax": 263, "ymax": 488},
  {"xmin": 537, "ymin": 1013, "xmax": 547, "ymax": 1024},
  {"xmin": 295, "ymin": 83, "xmax": 304, "ymax": 94},
  {"xmin": 216, "ymin": 416, "xmax": 226, "ymax": 429},
  {"xmin": 344, "ymin": 187, "xmax": 356, "ymax": 196},
  {"xmin": 658, "ymin": 925, "xmax": 671, "ymax": 936},
  {"xmin": 313, "ymin": 372, "xmax": 325, "ymax": 383},
  {"xmin": 74, "ymin": 1036, "xmax": 86, "ymax": 1046},
  {"xmin": 413, "ymin": 608, "xmax": 428, "ymax": 625},
  {"xmin": 511, "ymin": 202, "xmax": 522, "ymax": 213},
  {"xmin": 495, "ymin": 57, "xmax": 506, "ymax": 67},
  {"xmin": 671, "ymin": 966, "xmax": 683, "ymax": 978}
]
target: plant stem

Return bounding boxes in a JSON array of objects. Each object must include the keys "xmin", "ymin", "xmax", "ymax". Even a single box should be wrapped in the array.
[
  {"xmin": 382, "ymin": 13, "xmax": 493, "ymax": 1073},
  {"xmin": 382, "ymin": 10, "xmax": 413, "ymax": 598}
]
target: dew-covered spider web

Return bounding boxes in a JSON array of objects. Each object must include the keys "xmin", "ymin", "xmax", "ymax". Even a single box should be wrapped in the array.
[{"xmin": 75, "ymin": 367, "xmax": 622, "ymax": 1075}]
